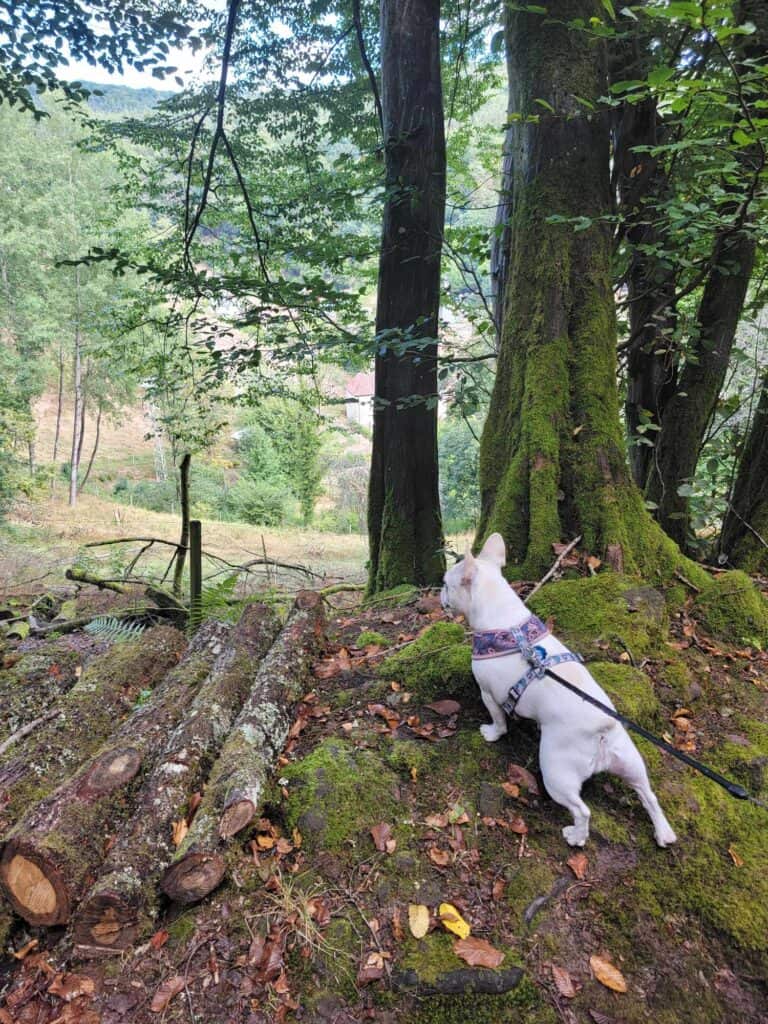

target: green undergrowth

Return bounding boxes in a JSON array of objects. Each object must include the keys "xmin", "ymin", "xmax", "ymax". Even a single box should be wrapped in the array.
[
  {"xmin": 694, "ymin": 570, "xmax": 768, "ymax": 646},
  {"xmin": 589, "ymin": 662, "xmax": 660, "ymax": 726}
]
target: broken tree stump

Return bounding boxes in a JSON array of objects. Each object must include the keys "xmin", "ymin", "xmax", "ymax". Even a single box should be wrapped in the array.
[
  {"xmin": 0, "ymin": 622, "xmax": 229, "ymax": 927},
  {"xmin": 72, "ymin": 603, "xmax": 280, "ymax": 952},
  {"xmin": 0, "ymin": 626, "xmax": 186, "ymax": 835},
  {"xmin": 161, "ymin": 590, "xmax": 325, "ymax": 905}
]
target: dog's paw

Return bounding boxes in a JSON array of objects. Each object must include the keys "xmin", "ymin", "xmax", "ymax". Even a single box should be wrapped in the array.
[
  {"xmin": 655, "ymin": 826, "xmax": 677, "ymax": 848},
  {"xmin": 562, "ymin": 825, "xmax": 588, "ymax": 847},
  {"xmin": 480, "ymin": 723, "xmax": 506, "ymax": 743}
]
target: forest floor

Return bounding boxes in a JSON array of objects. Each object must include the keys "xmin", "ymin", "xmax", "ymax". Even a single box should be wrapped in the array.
[{"xmin": 1, "ymin": 562, "xmax": 767, "ymax": 1023}]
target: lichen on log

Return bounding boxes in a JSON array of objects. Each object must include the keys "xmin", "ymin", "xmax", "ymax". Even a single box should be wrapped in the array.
[
  {"xmin": 0, "ymin": 625, "xmax": 186, "ymax": 835},
  {"xmin": 72, "ymin": 603, "xmax": 280, "ymax": 952},
  {"xmin": 0, "ymin": 641, "xmax": 86, "ymax": 744},
  {"xmin": 161, "ymin": 591, "xmax": 325, "ymax": 905},
  {"xmin": 0, "ymin": 622, "xmax": 228, "ymax": 927}
]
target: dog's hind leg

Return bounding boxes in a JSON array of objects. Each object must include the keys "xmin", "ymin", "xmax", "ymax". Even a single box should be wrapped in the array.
[
  {"xmin": 479, "ymin": 689, "xmax": 508, "ymax": 742},
  {"xmin": 539, "ymin": 733, "xmax": 592, "ymax": 846},
  {"xmin": 606, "ymin": 730, "xmax": 676, "ymax": 847}
]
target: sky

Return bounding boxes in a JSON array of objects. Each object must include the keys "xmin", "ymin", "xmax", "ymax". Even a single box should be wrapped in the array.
[{"xmin": 61, "ymin": 44, "xmax": 210, "ymax": 92}]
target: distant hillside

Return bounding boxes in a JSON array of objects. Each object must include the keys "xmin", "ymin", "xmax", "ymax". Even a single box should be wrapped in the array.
[{"xmin": 80, "ymin": 81, "xmax": 173, "ymax": 115}]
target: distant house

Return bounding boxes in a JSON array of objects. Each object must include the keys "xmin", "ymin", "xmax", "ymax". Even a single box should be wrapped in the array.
[{"xmin": 345, "ymin": 371, "xmax": 375, "ymax": 431}]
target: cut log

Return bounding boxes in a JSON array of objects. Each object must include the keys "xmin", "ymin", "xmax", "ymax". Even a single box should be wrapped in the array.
[
  {"xmin": 72, "ymin": 603, "xmax": 280, "ymax": 952},
  {"xmin": 161, "ymin": 591, "xmax": 325, "ymax": 906},
  {"xmin": 0, "ymin": 641, "xmax": 85, "ymax": 743},
  {"xmin": 0, "ymin": 626, "xmax": 186, "ymax": 836},
  {"xmin": 0, "ymin": 622, "xmax": 229, "ymax": 927}
]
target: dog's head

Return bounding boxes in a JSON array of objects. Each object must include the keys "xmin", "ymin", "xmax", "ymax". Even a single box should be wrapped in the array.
[{"xmin": 440, "ymin": 532, "xmax": 507, "ymax": 618}]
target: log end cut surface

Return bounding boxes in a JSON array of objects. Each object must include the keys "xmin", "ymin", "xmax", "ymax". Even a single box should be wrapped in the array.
[
  {"xmin": 1, "ymin": 845, "xmax": 69, "ymax": 926},
  {"xmin": 161, "ymin": 852, "xmax": 226, "ymax": 905},
  {"xmin": 73, "ymin": 890, "xmax": 140, "ymax": 952}
]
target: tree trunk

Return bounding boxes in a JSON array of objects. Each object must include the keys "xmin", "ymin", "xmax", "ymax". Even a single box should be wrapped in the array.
[
  {"xmin": 52, "ymin": 338, "xmax": 65, "ymax": 467},
  {"xmin": 478, "ymin": 1, "xmax": 671, "ymax": 577},
  {"xmin": 367, "ymin": 0, "xmax": 446, "ymax": 593},
  {"xmin": 719, "ymin": 372, "xmax": 768, "ymax": 571},
  {"xmin": 643, "ymin": 227, "xmax": 756, "ymax": 545},
  {"xmin": 76, "ymin": 365, "xmax": 89, "ymax": 469},
  {"xmin": 80, "ymin": 400, "xmax": 102, "ymax": 492},
  {"xmin": 0, "ymin": 623, "xmax": 228, "ymax": 927},
  {"xmin": 72, "ymin": 604, "xmax": 280, "ymax": 952},
  {"xmin": 0, "ymin": 626, "xmax": 185, "ymax": 836},
  {"xmin": 172, "ymin": 453, "xmax": 191, "ymax": 598},
  {"xmin": 161, "ymin": 591, "xmax": 325, "ymax": 905},
  {"xmin": 68, "ymin": 269, "xmax": 83, "ymax": 508}
]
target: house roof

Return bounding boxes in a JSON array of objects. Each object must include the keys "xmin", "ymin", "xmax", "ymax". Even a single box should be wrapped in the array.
[{"xmin": 345, "ymin": 371, "xmax": 375, "ymax": 398}]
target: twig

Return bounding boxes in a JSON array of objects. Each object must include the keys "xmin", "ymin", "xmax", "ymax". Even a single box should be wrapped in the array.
[
  {"xmin": 351, "ymin": 0, "xmax": 383, "ymax": 138},
  {"xmin": 320, "ymin": 582, "xmax": 365, "ymax": 597},
  {"xmin": 526, "ymin": 536, "xmax": 582, "ymax": 600},
  {"xmin": 0, "ymin": 708, "xmax": 60, "ymax": 757},
  {"xmin": 674, "ymin": 569, "xmax": 702, "ymax": 594},
  {"xmin": 83, "ymin": 537, "xmax": 184, "ymax": 551}
]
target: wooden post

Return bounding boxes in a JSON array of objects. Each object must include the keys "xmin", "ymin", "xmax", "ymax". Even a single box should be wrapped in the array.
[{"xmin": 189, "ymin": 519, "xmax": 203, "ymax": 628}]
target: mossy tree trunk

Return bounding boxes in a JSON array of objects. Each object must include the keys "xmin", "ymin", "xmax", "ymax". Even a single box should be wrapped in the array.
[
  {"xmin": 367, "ymin": 0, "xmax": 446, "ymax": 593},
  {"xmin": 719, "ymin": 371, "xmax": 768, "ymax": 572},
  {"xmin": 478, "ymin": 1, "xmax": 668, "ymax": 578}
]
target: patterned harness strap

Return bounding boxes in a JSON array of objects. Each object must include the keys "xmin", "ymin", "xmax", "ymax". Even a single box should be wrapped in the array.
[
  {"xmin": 472, "ymin": 614, "xmax": 549, "ymax": 659},
  {"xmin": 497, "ymin": 622, "xmax": 583, "ymax": 717}
]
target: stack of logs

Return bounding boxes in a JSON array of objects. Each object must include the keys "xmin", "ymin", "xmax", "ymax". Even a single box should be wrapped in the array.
[{"xmin": 0, "ymin": 591, "xmax": 325, "ymax": 954}]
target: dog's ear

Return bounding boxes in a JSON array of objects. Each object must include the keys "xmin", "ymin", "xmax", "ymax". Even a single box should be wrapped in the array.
[
  {"xmin": 478, "ymin": 532, "xmax": 506, "ymax": 567},
  {"xmin": 461, "ymin": 550, "xmax": 477, "ymax": 587}
]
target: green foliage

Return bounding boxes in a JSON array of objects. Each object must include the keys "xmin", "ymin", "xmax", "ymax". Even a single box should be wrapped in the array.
[
  {"xmin": 222, "ymin": 476, "xmax": 293, "ymax": 527},
  {"xmin": 83, "ymin": 616, "xmax": 146, "ymax": 643},
  {"xmin": 438, "ymin": 414, "xmax": 481, "ymax": 530},
  {"xmin": 377, "ymin": 622, "xmax": 473, "ymax": 701}
]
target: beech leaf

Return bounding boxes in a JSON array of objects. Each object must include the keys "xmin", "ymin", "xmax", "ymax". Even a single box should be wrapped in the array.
[
  {"xmin": 438, "ymin": 902, "xmax": 470, "ymax": 939},
  {"xmin": 551, "ymin": 964, "xmax": 576, "ymax": 998},
  {"xmin": 589, "ymin": 955, "xmax": 627, "ymax": 993},
  {"xmin": 567, "ymin": 852, "xmax": 588, "ymax": 879},
  {"xmin": 507, "ymin": 764, "xmax": 540, "ymax": 795},
  {"xmin": 150, "ymin": 975, "xmax": 186, "ymax": 1012},
  {"xmin": 425, "ymin": 699, "xmax": 461, "ymax": 716},
  {"xmin": 408, "ymin": 903, "xmax": 430, "ymax": 939},
  {"xmin": 453, "ymin": 936, "xmax": 504, "ymax": 968}
]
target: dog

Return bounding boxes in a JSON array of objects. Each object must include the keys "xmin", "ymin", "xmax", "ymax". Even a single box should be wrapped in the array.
[{"xmin": 440, "ymin": 533, "xmax": 676, "ymax": 848}]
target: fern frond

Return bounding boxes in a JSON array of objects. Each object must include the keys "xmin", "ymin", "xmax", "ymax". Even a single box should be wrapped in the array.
[{"xmin": 84, "ymin": 616, "xmax": 146, "ymax": 643}]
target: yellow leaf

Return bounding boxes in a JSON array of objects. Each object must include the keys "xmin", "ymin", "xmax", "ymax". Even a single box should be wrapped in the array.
[
  {"xmin": 438, "ymin": 902, "xmax": 470, "ymax": 940},
  {"xmin": 590, "ymin": 954, "xmax": 627, "ymax": 993},
  {"xmin": 408, "ymin": 903, "xmax": 430, "ymax": 939},
  {"xmin": 171, "ymin": 819, "xmax": 189, "ymax": 847},
  {"xmin": 728, "ymin": 844, "xmax": 744, "ymax": 868}
]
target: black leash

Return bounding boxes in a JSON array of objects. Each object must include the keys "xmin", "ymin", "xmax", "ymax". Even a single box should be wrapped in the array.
[{"xmin": 543, "ymin": 666, "xmax": 768, "ymax": 811}]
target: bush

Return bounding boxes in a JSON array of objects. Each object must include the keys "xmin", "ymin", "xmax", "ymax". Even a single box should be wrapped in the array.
[
  {"xmin": 221, "ymin": 475, "xmax": 293, "ymax": 526},
  {"xmin": 439, "ymin": 415, "xmax": 481, "ymax": 531}
]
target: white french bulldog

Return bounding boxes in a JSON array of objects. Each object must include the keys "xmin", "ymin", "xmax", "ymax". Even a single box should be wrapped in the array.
[{"xmin": 441, "ymin": 533, "xmax": 676, "ymax": 848}]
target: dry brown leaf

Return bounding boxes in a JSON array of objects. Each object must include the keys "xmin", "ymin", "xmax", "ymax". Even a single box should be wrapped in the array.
[
  {"xmin": 501, "ymin": 781, "xmax": 520, "ymax": 798},
  {"xmin": 49, "ymin": 973, "xmax": 95, "ymax": 1002},
  {"xmin": 171, "ymin": 818, "xmax": 188, "ymax": 847},
  {"xmin": 392, "ymin": 905, "xmax": 404, "ymax": 942},
  {"xmin": 425, "ymin": 699, "xmax": 461, "ymax": 716},
  {"xmin": 150, "ymin": 975, "xmax": 186, "ymax": 1013},
  {"xmin": 508, "ymin": 816, "xmax": 528, "ymax": 835},
  {"xmin": 727, "ymin": 844, "xmax": 744, "ymax": 868},
  {"xmin": 408, "ymin": 903, "xmax": 430, "ymax": 939},
  {"xmin": 357, "ymin": 951, "xmax": 386, "ymax": 984},
  {"xmin": 507, "ymin": 764, "xmax": 540, "ymax": 795},
  {"xmin": 425, "ymin": 812, "xmax": 449, "ymax": 829},
  {"xmin": 428, "ymin": 846, "xmax": 451, "ymax": 866},
  {"xmin": 370, "ymin": 822, "xmax": 396, "ymax": 854},
  {"xmin": 567, "ymin": 852, "xmax": 588, "ymax": 880},
  {"xmin": 12, "ymin": 938, "xmax": 38, "ymax": 960},
  {"xmin": 589, "ymin": 955, "xmax": 627, "ymax": 993},
  {"xmin": 551, "ymin": 964, "xmax": 577, "ymax": 998},
  {"xmin": 453, "ymin": 936, "xmax": 504, "ymax": 968},
  {"xmin": 150, "ymin": 929, "xmax": 169, "ymax": 950}
]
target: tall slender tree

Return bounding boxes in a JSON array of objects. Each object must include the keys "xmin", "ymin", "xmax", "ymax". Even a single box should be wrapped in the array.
[{"xmin": 367, "ymin": 0, "xmax": 446, "ymax": 592}]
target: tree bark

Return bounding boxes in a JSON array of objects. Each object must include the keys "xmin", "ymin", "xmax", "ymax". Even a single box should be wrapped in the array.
[
  {"xmin": 478, "ymin": 0, "xmax": 666, "ymax": 577},
  {"xmin": 52, "ymin": 338, "xmax": 65, "ymax": 467},
  {"xmin": 0, "ymin": 623, "xmax": 229, "ymax": 927},
  {"xmin": 367, "ymin": 0, "xmax": 446, "ymax": 593},
  {"xmin": 161, "ymin": 591, "xmax": 325, "ymax": 905},
  {"xmin": 68, "ymin": 268, "xmax": 83, "ymax": 508},
  {"xmin": 0, "ymin": 642, "xmax": 84, "ymax": 746},
  {"xmin": 80, "ymin": 399, "xmax": 102, "ymax": 492},
  {"xmin": 72, "ymin": 603, "xmax": 280, "ymax": 952},
  {"xmin": 719, "ymin": 372, "xmax": 768, "ymax": 571},
  {"xmin": 172, "ymin": 453, "xmax": 191, "ymax": 598},
  {"xmin": 0, "ymin": 626, "xmax": 185, "ymax": 836}
]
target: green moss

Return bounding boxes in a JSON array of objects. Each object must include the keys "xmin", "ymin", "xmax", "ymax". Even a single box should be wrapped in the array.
[
  {"xmin": 377, "ymin": 622, "xmax": 473, "ymax": 702},
  {"xmin": 387, "ymin": 740, "xmax": 431, "ymax": 778},
  {"xmin": 166, "ymin": 911, "xmax": 196, "ymax": 946},
  {"xmin": 528, "ymin": 574, "xmax": 666, "ymax": 658},
  {"xmin": 282, "ymin": 739, "xmax": 400, "ymax": 853},
  {"xmin": 660, "ymin": 658, "xmax": 693, "ymax": 698},
  {"xmin": 364, "ymin": 584, "xmax": 420, "ymax": 608},
  {"xmin": 590, "ymin": 807, "xmax": 631, "ymax": 844},
  {"xmin": 694, "ymin": 571, "xmax": 768, "ymax": 646},
  {"xmin": 356, "ymin": 630, "xmax": 389, "ymax": 647},
  {"xmin": 505, "ymin": 861, "xmax": 557, "ymax": 924},
  {"xmin": 589, "ymin": 662, "xmax": 659, "ymax": 726},
  {"xmin": 408, "ymin": 969, "xmax": 554, "ymax": 1024}
]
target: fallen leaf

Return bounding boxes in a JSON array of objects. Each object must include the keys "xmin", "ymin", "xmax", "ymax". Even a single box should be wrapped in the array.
[
  {"xmin": 370, "ymin": 822, "xmax": 396, "ymax": 854},
  {"xmin": 171, "ymin": 818, "xmax": 189, "ymax": 847},
  {"xmin": 551, "ymin": 964, "xmax": 577, "ymax": 998},
  {"xmin": 357, "ymin": 951, "xmax": 386, "ymax": 984},
  {"xmin": 501, "ymin": 781, "xmax": 520, "ymax": 798},
  {"xmin": 567, "ymin": 852, "xmax": 588, "ymax": 880},
  {"xmin": 150, "ymin": 929, "xmax": 170, "ymax": 950},
  {"xmin": 618, "ymin": 651, "xmax": 631, "ymax": 663},
  {"xmin": 49, "ymin": 973, "xmax": 95, "ymax": 1002},
  {"xmin": 428, "ymin": 846, "xmax": 451, "ymax": 866},
  {"xmin": 392, "ymin": 905, "xmax": 404, "ymax": 942},
  {"xmin": 12, "ymin": 938, "xmax": 38, "ymax": 960},
  {"xmin": 150, "ymin": 975, "xmax": 186, "ymax": 1012},
  {"xmin": 186, "ymin": 791, "xmax": 203, "ymax": 823},
  {"xmin": 727, "ymin": 844, "xmax": 744, "ymax": 868},
  {"xmin": 453, "ymin": 936, "xmax": 504, "ymax": 968},
  {"xmin": 508, "ymin": 816, "xmax": 528, "ymax": 835},
  {"xmin": 492, "ymin": 878, "xmax": 506, "ymax": 899},
  {"xmin": 425, "ymin": 699, "xmax": 461, "ymax": 716},
  {"xmin": 438, "ymin": 902, "xmax": 470, "ymax": 939},
  {"xmin": 589, "ymin": 955, "xmax": 627, "ymax": 993},
  {"xmin": 408, "ymin": 903, "xmax": 430, "ymax": 939},
  {"xmin": 507, "ymin": 764, "xmax": 540, "ymax": 795},
  {"xmin": 425, "ymin": 812, "xmax": 449, "ymax": 828}
]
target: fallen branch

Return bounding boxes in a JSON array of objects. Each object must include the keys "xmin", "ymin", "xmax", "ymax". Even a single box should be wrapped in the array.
[
  {"xmin": 526, "ymin": 535, "xmax": 582, "ymax": 601},
  {"xmin": 0, "ymin": 708, "xmax": 60, "ymax": 758}
]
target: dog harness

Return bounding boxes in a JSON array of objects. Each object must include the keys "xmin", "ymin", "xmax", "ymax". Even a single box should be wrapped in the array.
[{"xmin": 472, "ymin": 615, "xmax": 583, "ymax": 716}]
